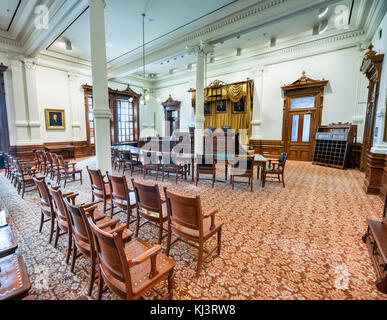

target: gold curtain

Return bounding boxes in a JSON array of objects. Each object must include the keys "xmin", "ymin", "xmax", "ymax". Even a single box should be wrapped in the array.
[{"xmin": 191, "ymin": 80, "xmax": 252, "ymax": 137}]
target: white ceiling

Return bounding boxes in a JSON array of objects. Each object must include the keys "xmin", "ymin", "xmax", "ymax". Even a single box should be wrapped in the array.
[
  {"xmin": 47, "ymin": 0, "xmax": 237, "ymax": 62},
  {"xmin": 0, "ymin": 0, "xmax": 21, "ymax": 31}
]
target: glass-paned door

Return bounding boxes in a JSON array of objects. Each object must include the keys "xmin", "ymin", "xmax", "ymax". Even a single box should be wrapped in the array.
[{"xmin": 287, "ymin": 110, "xmax": 314, "ymax": 160}]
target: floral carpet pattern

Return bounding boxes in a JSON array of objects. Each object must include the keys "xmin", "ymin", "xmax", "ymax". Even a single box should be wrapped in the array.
[{"xmin": 0, "ymin": 157, "xmax": 386, "ymax": 300}]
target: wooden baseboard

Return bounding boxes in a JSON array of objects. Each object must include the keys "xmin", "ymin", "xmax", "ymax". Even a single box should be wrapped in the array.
[{"xmin": 9, "ymin": 141, "xmax": 94, "ymax": 161}]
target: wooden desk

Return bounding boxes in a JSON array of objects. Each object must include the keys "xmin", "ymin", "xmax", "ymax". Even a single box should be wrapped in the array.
[
  {"xmin": 0, "ymin": 254, "xmax": 31, "ymax": 300},
  {"xmin": 45, "ymin": 145, "xmax": 75, "ymax": 159},
  {"xmin": 0, "ymin": 227, "xmax": 17, "ymax": 258}
]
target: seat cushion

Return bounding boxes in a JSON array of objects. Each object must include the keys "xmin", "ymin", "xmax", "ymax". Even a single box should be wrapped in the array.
[
  {"xmin": 172, "ymin": 218, "xmax": 223, "ymax": 240},
  {"xmin": 140, "ymin": 203, "xmax": 168, "ymax": 220}
]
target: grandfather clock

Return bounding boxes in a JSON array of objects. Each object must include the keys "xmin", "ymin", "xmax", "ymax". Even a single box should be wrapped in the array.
[
  {"xmin": 162, "ymin": 95, "xmax": 181, "ymax": 136},
  {"xmin": 360, "ymin": 45, "xmax": 384, "ymax": 171}
]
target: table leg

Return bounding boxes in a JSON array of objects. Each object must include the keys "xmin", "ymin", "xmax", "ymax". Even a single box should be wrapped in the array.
[{"xmin": 191, "ymin": 158, "xmax": 195, "ymax": 182}]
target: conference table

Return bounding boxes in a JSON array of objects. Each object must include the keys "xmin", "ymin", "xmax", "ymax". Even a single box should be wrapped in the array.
[{"xmin": 111, "ymin": 145, "xmax": 267, "ymax": 184}]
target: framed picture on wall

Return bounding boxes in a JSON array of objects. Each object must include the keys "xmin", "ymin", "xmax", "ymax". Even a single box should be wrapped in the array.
[
  {"xmin": 45, "ymin": 109, "xmax": 65, "ymax": 130},
  {"xmin": 204, "ymin": 102, "xmax": 211, "ymax": 116},
  {"xmin": 232, "ymin": 100, "xmax": 246, "ymax": 113},
  {"xmin": 216, "ymin": 100, "xmax": 227, "ymax": 113}
]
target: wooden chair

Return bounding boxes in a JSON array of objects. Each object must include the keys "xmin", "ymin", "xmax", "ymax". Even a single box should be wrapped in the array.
[
  {"xmin": 56, "ymin": 154, "xmax": 82, "ymax": 188},
  {"xmin": 196, "ymin": 154, "xmax": 216, "ymax": 188},
  {"xmin": 230, "ymin": 155, "xmax": 255, "ymax": 192},
  {"xmin": 87, "ymin": 167, "xmax": 111, "ymax": 213},
  {"xmin": 163, "ymin": 187, "xmax": 223, "ymax": 277},
  {"xmin": 33, "ymin": 177, "xmax": 56, "ymax": 243},
  {"xmin": 45, "ymin": 152, "xmax": 56, "ymax": 180},
  {"xmin": 64, "ymin": 199, "xmax": 133, "ymax": 296},
  {"xmin": 32, "ymin": 149, "xmax": 40, "ymax": 171},
  {"xmin": 142, "ymin": 151, "xmax": 161, "ymax": 180},
  {"xmin": 122, "ymin": 150, "xmax": 142, "ymax": 176},
  {"xmin": 261, "ymin": 152, "xmax": 288, "ymax": 188},
  {"xmin": 2, "ymin": 152, "xmax": 9, "ymax": 178},
  {"xmin": 161, "ymin": 152, "xmax": 187, "ymax": 184},
  {"xmin": 51, "ymin": 152, "xmax": 60, "ymax": 180},
  {"xmin": 131, "ymin": 179, "xmax": 168, "ymax": 244},
  {"xmin": 112, "ymin": 149, "xmax": 124, "ymax": 171},
  {"xmin": 106, "ymin": 172, "xmax": 137, "ymax": 227},
  {"xmin": 14, "ymin": 159, "xmax": 41, "ymax": 198},
  {"xmin": 86, "ymin": 213, "xmax": 176, "ymax": 300},
  {"xmin": 37, "ymin": 150, "xmax": 48, "ymax": 175}
]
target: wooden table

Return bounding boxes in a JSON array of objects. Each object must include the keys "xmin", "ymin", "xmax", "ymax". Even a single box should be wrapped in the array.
[
  {"xmin": 0, "ymin": 254, "xmax": 31, "ymax": 300},
  {"xmin": 45, "ymin": 145, "xmax": 75, "ymax": 159}
]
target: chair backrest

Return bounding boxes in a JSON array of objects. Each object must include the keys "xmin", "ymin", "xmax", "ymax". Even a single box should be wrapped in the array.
[
  {"xmin": 33, "ymin": 177, "xmax": 53, "ymax": 215},
  {"xmin": 57, "ymin": 154, "xmax": 67, "ymax": 168},
  {"xmin": 162, "ymin": 152, "xmax": 177, "ymax": 166},
  {"xmin": 87, "ymin": 167, "xmax": 106, "ymax": 197},
  {"xmin": 64, "ymin": 199, "xmax": 95, "ymax": 248},
  {"xmin": 107, "ymin": 172, "xmax": 130, "ymax": 206},
  {"xmin": 163, "ymin": 188, "xmax": 203, "ymax": 236},
  {"xmin": 131, "ymin": 179, "xmax": 162, "ymax": 213},
  {"xmin": 278, "ymin": 152, "xmax": 288, "ymax": 171},
  {"xmin": 86, "ymin": 214, "xmax": 132, "ymax": 297},
  {"xmin": 196, "ymin": 154, "xmax": 215, "ymax": 168},
  {"xmin": 45, "ymin": 152, "xmax": 53, "ymax": 165},
  {"xmin": 51, "ymin": 153, "xmax": 59, "ymax": 166},
  {"xmin": 49, "ymin": 186, "xmax": 70, "ymax": 229},
  {"xmin": 142, "ymin": 151, "xmax": 159, "ymax": 165},
  {"xmin": 38, "ymin": 150, "xmax": 46, "ymax": 163},
  {"xmin": 233, "ymin": 155, "xmax": 254, "ymax": 172}
]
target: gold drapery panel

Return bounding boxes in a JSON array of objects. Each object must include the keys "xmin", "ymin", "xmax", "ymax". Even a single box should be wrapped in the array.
[{"xmin": 190, "ymin": 80, "xmax": 253, "ymax": 137}]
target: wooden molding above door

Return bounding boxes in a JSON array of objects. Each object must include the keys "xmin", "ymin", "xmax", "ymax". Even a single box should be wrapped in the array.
[{"xmin": 281, "ymin": 71, "xmax": 328, "ymax": 161}]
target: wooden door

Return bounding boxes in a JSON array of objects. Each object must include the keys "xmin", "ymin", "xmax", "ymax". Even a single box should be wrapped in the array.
[{"xmin": 287, "ymin": 109, "xmax": 314, "ymax": 161}]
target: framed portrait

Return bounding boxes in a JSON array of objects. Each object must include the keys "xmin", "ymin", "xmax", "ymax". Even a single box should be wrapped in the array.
[
  {"xmin": 204, "ymin": 102, "xmax": 211, "ymax": 116},
  {"xmin": 216, "ymin": 100, "xmax": 227, "ymax": 113},
  {"xmin": 45, "ymin": 109, "xmax": 65, "ymax": 130},
  {"xmin": 233, "ymin": 100, "xmax": 246, "ymax": 113}
]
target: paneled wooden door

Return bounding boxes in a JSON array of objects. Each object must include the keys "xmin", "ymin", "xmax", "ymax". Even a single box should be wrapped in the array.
[{"xmin": 287, "ymin": 109, "xmax": 315, "ymax": 161}]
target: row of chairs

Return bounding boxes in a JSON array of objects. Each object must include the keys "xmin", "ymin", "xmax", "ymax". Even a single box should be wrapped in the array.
[{"xmin": 32, "ymin": 150, "xmax": 82, "ymax": 188}]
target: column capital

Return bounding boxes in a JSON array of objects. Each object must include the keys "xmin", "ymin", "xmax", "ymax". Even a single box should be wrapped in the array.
[
  {"xmin": 67, "ymin": 72, "xmax": 78, "ymax": 82},
  {"xmin": 250, "ymin": 66, "xmax": 265, "ymax": 77},
  {"xmin": 24, "ymin": 58, "xmax": 37, "ymax": 70},
  {"xmin": 186, "ymin": 40, "xmax": 214, "ymax": 57},
  {"xmin": 89, "ymin": 0, "xmax": 106, "ymax": 8}
]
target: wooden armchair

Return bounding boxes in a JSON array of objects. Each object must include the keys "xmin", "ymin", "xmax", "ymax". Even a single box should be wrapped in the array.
[
  {"xmin": 106, "ymin": 172, "xmax": 137, "ymax": 227},
  {"xmin": 33, "ymin": 177, "xmax": 56, "ymax": 243},
  {"xmin": 87, "ymin": 167, "xmax": 111, "ymax": 213},
  {"xmin": 45, "ymin": 152, "xmax": 56, "ymax": 180},
  {"xmin": 163, "ymin": 187, "xmax": 223, "ymax": 277},
  {"xmin": 122, "ymin": 150, "xmax": 142, "ymax": 176},
  {"xmin": 50, "ymin": 153, "xmax": 60, "ymax": 180},
  {"xmin": 56, "ymin": 154, "xmax": 82, "ymax": 187},
  {"xmin": 230, "ymin": 155, "xmax": 255, "ymax": 192},
  {"xmin": 112, "ymin": 149, "xmax": 124, "ymax": 171},
  {"xmin": 64, "ymin": 199, "xmax": 133, "ymax": 296},
  {"xmin": 14, "ymin": 159, "xmax": 41, "ymax": 198},
  {"xmin": 196, "ymin": 154, "xmax": 216, "ymax": 188},
  {"xmin": 37, "ymin": 150, "xmax": 48, "ymax": 175},
  {"xmin": 86, "ymin": 214, "xmax": 176, "ymax": 300},
  {"xmin": 142, "ymin": 151, "xmax": 161, "ymax": 180},
  {"xmin": 131, "ymin": 179, "xmax": 168, "ymax": 244},
  {"xmin": 261, "ymin": 152, "xmax": 288, "ymax": 188},
  {"xmin": 161, "ymin": 152, "xmax": 187, "ymax": 184}
]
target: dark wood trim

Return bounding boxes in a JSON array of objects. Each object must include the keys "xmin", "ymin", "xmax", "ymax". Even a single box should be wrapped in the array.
[
  {"xmin": 162, "ymin": 95, "xmax": 181, "ymax": 136},
  {"xmin": 0, "ymin": 63, "xmax": 10, "ymax": 153}
]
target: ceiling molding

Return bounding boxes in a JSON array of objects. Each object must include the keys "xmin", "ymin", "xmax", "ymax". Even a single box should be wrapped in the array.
[{"xmin": 363, "ymin": 0, "xmax": 387, "ymax": 40}]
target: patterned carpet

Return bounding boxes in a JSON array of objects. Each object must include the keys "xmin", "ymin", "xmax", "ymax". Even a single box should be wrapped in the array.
[{"xmin": 0, "ymin": 157, "xmax": 385, "ymax": 300}]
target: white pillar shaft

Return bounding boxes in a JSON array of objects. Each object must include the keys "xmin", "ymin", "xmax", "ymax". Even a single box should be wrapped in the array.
[
  {"xmin": 24, "ymin": 59, "xmax": 42, "ymax": 144},
  {"xmin": 195, "ymin": 52, "xmax": 206, "ymax": 154},
  {"xmin": 11, "ymin": 60, "xmax": 29, "ymax": 144},
  {"xmin": 89, "ymin": 0, "xmax": 111, "ymax": 172},
  {"xmin": 250, "ymin": 67, "xmax": 264, "ymax": 140},
  {"xmin": 68, "ymin": 73, "xmax": 81, "ymax": 141}
]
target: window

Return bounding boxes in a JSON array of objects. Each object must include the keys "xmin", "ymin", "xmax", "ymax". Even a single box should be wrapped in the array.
[
  {"xmin": 87, "ymin": 94, "xmax": 95, "ymax": 145},
  {"xmin": 291, "ymin": 115, "xmax": 299, "ymax": 142},
  {"xmin": 302, "ymin": 114, "xmax": 311, "ymax": 142},
  {"xmin": 115, "ymin": 99, "xmax": 136, "ymax": 143},
  {"xmin": 291, "ymin": 96, "xmax": 315, "ymax": 109}
]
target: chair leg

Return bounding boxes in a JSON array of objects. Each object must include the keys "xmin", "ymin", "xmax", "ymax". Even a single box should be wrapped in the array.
[
  {"xmin": 70, "ymin": 243, "xmax": 77, "ymax": 272},
  {"xmin": 262, "ymin": 174, "xmax": 266, "ymax": 188},
  {"xmin": 97, "ymin": 266, "xmax": 104, "ymax": 300},
  {"xmin": 166, "ymin": 224, "xmax": 172, "ymax": 256},
  {"xmin": 168, "ymin": 270, "xmax": 174, "ymax": 300},
  {"xmin": 282, "ymin": 174, "xmax": 285, "ymax": 188},
  {"xmin": 103, "ymin": 199, "xmax": 107, "ymax": 213},
  {"xmin": 250, "ymin": 177, "xmax": 253, "ymax": 192},
  {"xmin": 217, "ymin": 228, "xmax": 222, "ymax": 255},
  {"xmin": 196, "ymin": 243, "xmax": 203, "ymax": 278},
  {"xmin": 39, "ymin": 212, "xmax": 44, "ymax": 233},
  {"xmin": 88, "ymin": 253, "xmax": 96, "ymax": 297},
  {"xmin": 66, "ymin": 232, "xmax": 72, "ymax": 265},
  {"xmin": 110, "ymin": 202, "xmax": 114, "ymax": 218},
  {"xmin": 212, "ymin": 173, "xmax": 215, "ymax": 188},
  {"xmin": 135, "ymin": 211, "xmax": 140, "ymax": 238},
  {"xmin": 49, "ymin": 216, "xmax": 55, "ymax": 243},
  {"xmin": 80, "ymin": 172, "xmax": 83, "ymax": 184},
  {"xmin": 54, "ymin": 222, "xmax": 60, "ymax": 248},
  {"xmin": 158, "ymin": 222, "xmax": 163, "ymax": 245},
  {"xmin": 231, "ymin": 175, "xmax": 234, "ymax": 190},
  {"xmin": 21, "ymin": 182, "xmax": 25, "ymax": 199}
]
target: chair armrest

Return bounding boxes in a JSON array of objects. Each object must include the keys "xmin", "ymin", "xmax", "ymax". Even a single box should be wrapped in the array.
[
  {"xmin": 203, "ymin": 209, "xmax": 218, "ymax": 230},
  {"xmin": 63, "ymin": 193, "xmax": 79, "ymax": 205},
  {"xmin": 97, "ymin": 218, "xmax": 121, "ymax": 230},
  {"xmin": 128, "ymin": 245, "xmax": 162, "ymax": 278}
]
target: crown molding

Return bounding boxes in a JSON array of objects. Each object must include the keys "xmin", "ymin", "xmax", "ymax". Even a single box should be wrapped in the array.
[{"xmin": 363, "ymin": 0, "xmax": 387, "ymax": 40}]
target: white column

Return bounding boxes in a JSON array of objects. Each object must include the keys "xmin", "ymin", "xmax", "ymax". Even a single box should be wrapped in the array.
[
  {"xmin": 10, "ymin": 58, "xmax": 29, "ymax": 145},
  {"xmin": 187, "ymin": 41, "xmax": 213, "ymax": 154},
  {"xmin": 24, "ymin": 58, "xmax": 42, "ymax": 144},
  {"xmin": 250, "ymin": 66, "xmax": 265, "ymax": 140},
  {"xmin": 89, "ymin": 0, "xmax": 111, "ymax": 172},
  {"xmin": 67, "ymin": 72, "xmax": 82, "ymax": 141}
]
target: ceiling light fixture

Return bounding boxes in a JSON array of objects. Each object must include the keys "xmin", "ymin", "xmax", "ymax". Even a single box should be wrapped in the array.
[{"xmin": 318, "ymin": 7, "xmax": 329, "ymax": 19}]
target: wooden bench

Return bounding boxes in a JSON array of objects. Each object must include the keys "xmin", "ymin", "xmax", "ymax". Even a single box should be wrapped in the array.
[
  {"xmin": 0, "ymin": 253, "xmax": 31, "ymax": 300},
  {"xmin": 0, "ymin": 226, "xmax": 17, "ymax": 258},
  {"xmin": 363, "ymin": 195, "xmax": 387, "ymax": 294}
]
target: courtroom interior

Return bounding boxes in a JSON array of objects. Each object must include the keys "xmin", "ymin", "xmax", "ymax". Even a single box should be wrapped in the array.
[{"xmin": 0, "ymin": 0, "xmax": 387, "ymax": 300}]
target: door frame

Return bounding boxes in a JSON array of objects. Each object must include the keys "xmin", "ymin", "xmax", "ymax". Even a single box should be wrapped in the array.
[
  {"xmin": 281, "ymin": 72, "xmax": 328, "ymax": 161},
  {"xmin": 162, "ymin": 95, "xmax": 181, "ymax": 136}
]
